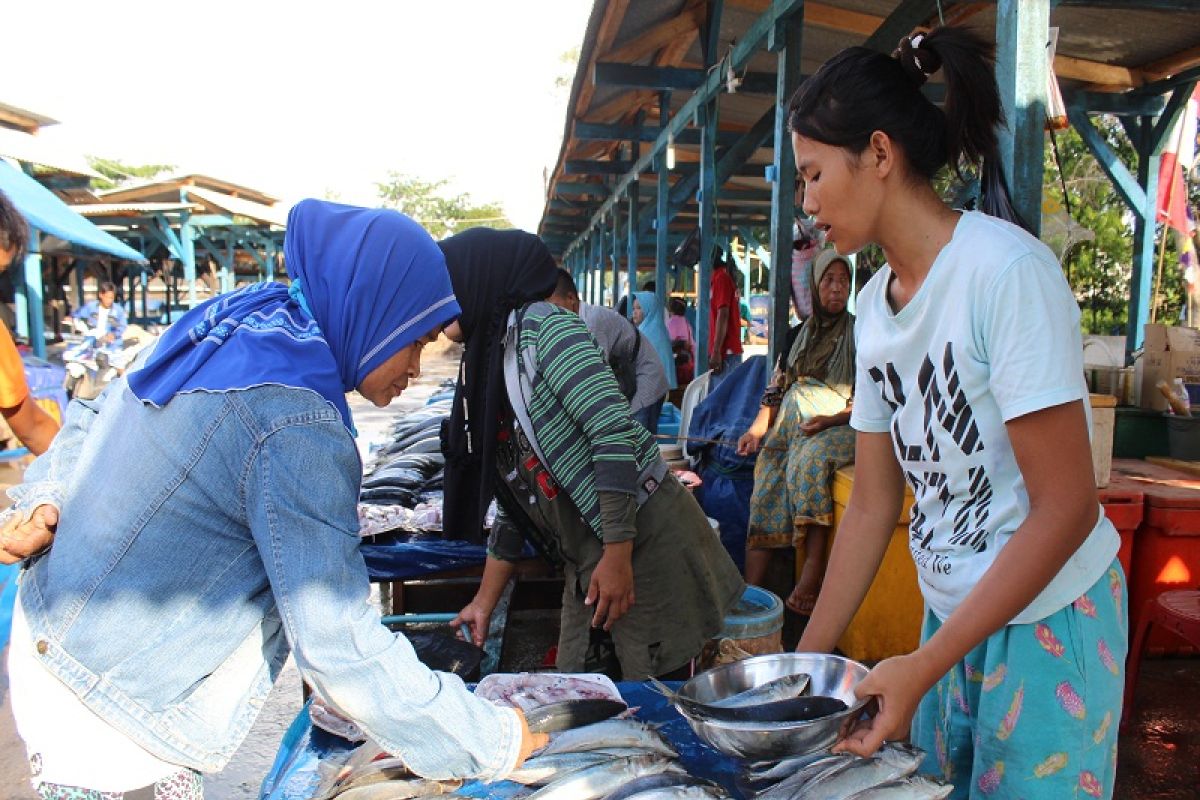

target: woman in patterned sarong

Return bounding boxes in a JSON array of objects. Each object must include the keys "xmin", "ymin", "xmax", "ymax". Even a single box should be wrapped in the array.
[{"xmin": 737, "ymin": 249, "xmax": 855, "ymax": 615}]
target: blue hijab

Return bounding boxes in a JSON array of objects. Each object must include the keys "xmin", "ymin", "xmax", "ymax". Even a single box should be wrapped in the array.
[
  {"xmin": 128, "ymin": 200, "xmax": 461, "ymax": 431},
  {"xmin": 634, "ymin": 291, "xmax": 677, "ymax": 390}
]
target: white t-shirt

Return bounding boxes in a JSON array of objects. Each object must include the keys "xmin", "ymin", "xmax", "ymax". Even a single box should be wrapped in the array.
[
  {"xmin": 8, "ymin": 597, "xmax": 179, "ymax": 791},
  {"xmin": 850, "ymin": 211, "xmax": 1119, "ymax": 624},
  {"xmin": 91, "ymin": 305, "xmax": 110, "ymax": 339}
]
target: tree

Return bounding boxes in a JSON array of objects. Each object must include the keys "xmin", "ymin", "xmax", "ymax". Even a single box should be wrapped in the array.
[
  {"xmin": 86, "ymin": 157, "xmax": 175, "ymax": 191},
  {"xmin": 375, "ymin": 172, "xmax": 511, "ymax": 238}
]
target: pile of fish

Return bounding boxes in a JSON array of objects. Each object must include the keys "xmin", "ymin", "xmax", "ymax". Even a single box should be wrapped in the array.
[
  {"xmin": 358, "ymin": 400, "xmax": 451, "ymax": 536},
  {"xmin": 739, "ymin": 744, "xmax": 952, "ymax": 799}
]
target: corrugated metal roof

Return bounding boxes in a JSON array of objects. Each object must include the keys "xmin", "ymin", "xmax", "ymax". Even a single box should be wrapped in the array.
[
  {"xmin": 0, "ymin": 101, "xmax": 59, "ymax": 133},
  {"xmin": 99, "ymin": 174, "xmax": 279, "ymax": 206},
  {"xmin": 184, "ymin": 185, "xmax": 289, "ymax": 228},
  {"xmin": 0, "ymin": 127, "xmax": 101, "ymax": 179}
]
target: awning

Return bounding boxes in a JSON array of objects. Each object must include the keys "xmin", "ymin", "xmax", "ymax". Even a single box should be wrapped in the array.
[{"xmin": 0, "ymin": 160, "xmax": 145, "ymax": 262}]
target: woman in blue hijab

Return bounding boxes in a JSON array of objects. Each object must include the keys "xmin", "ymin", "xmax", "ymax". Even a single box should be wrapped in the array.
[
  {"xmin": 3, "ymin": 201, "xmax": 543, "ymax": 799},
  {"xmin": 632, "ymin": 291, "xmax": 677, "ymax": 392}
]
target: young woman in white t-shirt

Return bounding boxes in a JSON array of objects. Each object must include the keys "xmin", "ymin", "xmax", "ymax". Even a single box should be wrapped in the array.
[{"xmin": 791, "ymin": 26, "xmax": 1125, "ymax": 798}]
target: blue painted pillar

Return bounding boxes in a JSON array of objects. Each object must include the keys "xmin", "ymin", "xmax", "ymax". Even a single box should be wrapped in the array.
[
  {"xmin": 23, "ymin": 230, "xmax": 45, "ymax": 358},
  {"xmin": 73, "ymin": 262, "xmax": 85, "ymax": 308},
  {"xmin": 769, "ymin": 11, "xmax": 802, "ymax": 366},
  {"xmin": 627, "ymin": 181, "xmax": 639, "ymax": 316},
  {"xmin": 656, "ymin": 92, "xmax": 671, "ymax": 306},
  {"xmin": 180, "ymin": 212, "xmax": 198, "ymax": 307},
  {"xmin": 140, "ymin": 269, "xmax": 149, "ymax": 319},
  {"xmin": 995, "ymin": 0, "xmax": 1049, "ymax": 236},
  {"xmin": 12, "ymin": 248, "xmax": 28, "ymax": 342},
  {"xmin": 1130, "ymin": 119, "xmax": 1160, "ymax": 352},
  {"xmin": 610, "ymin": 208, "xmax": 620, "ymax": 308},
  {"xmin": 696, "ymin": 99, "xmax": 717, "ymax": 374}
]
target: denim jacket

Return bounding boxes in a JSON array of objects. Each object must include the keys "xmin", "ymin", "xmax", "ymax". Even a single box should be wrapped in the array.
[{"xmin": 10, "ymin": 380, "xmax": 521, "ymax": 777}]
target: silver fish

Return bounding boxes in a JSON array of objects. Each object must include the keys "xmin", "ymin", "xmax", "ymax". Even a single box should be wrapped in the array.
[
  {"xmin": 329, "ymin": 777, "xmax": 461, "ymax": 800},
  {"xmin": 526, "ymin": 754, "xmax": 682, "ymax": 800},
  {"xmin": 745, "ymin": 750, "xmax": 832, "ymax": 784},
  {"xmin": 525, "ymin": 698, "xmax": 629, "ymax": 734},
  {"xmin": 536, "ymin": 719, "xmax": 678, "ymax": 758},
  {"xmin": 507, "ymin": 751, "xmax": 626, "ymax": 785},
  {"xmin": 754, "ymin": 754, "xmax": 856, "ymax": 799},
  {"xmin": 844, "ymin": 775, "xmax": 954, "ymax": 799},
  {"xmin": 708, "ymin": 673, "xmax": 811, "ymax": 707},
  {"xmin": 800, "ymin": 743, "xmax": 926, "ymax": 800},
  {"xmin": 619, "ymin": 787, "xmax": 729, "ymax": 799},
  {"xmin": 601, "ymin": 772, "xmax": 715, "ymax": 800}
]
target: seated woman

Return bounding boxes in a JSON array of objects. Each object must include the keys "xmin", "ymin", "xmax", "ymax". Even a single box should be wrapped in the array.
[
  {"xmin": 440, "ymin": 229, "xmax": 744, "ymax": 681},
  {"xmin": 737, "ymin": 249, "xmax": 855, "ymax": 615}
]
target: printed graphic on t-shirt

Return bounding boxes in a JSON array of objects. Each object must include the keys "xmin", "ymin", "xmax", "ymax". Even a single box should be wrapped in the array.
[{"xmin": 866, "ymin": 342, "xmax": 993, "ymax": 574}]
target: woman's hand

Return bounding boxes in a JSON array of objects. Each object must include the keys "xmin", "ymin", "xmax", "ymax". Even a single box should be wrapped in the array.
[
  {"xmin": 737, "ymin": 428, "xmax": 765, "ymax": 456},
  {"xmin": 799, "ymin": 415, "xmax": 832, "ymax": 437},
  {"xmin": 451, "ymin": 598, "xmax": 497, "ymax": 648},
  {"xmin": 514, "ymin": 708, "xmax": 550, "ymax": 766},
  {"xmin": 586, "ymin": 541, "xmax": 635, "ymax": 630},
  {"xmin": 0, "ymin": 505, "xmax": 58, "ymax": 565},
  {"xmin": 834, "ymin": 652, "xmax": 937, "ymax": 757}
]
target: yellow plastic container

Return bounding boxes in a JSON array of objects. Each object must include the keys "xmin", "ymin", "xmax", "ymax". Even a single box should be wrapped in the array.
[{"xmin": 796, "ymin": 465, "xmax": 922, "ymax": 662}]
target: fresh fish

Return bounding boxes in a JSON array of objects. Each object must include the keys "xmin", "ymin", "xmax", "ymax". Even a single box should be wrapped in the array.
[
  {"xmin": 526, "ymin": 698, "xmax": 629, "ymax": 734},
  {"xmin": 647, "ymin": 676, "xmax": 839, "ymax": 723},
  {"xmin": 507, "ymin": 751, "xmax": 626, "ymax": 785},
  {"xmin": 844, "ymin": 775, "xmax": 954, "ymax": 799},
  {"xmin": 536, "ymin": 719, "xmax": 678, "ymax": 758},
  {"xmin": 330, "ymin": 778, "xmax": 461, "ymax": 799},
  {"xmin": 526, "ymin": 754, "xmax": 681, "ymax": 800},
  {"xmin": 745, "ymin": 750, "xmax": 832, "ymax": 785},
  {"xmin": 619, "ymin": 787, "xmax": 728, "ymax": 799},
  {"xmin": 708, "ymin": 673, "xmax": 811, "ymax": 708},
  {"xmin": 754, "ymin": 754, "xmax": 856, "ymax": 799},
  {"xmin": 800, "ymin": 743, "xmax": 926, "ymax": 800},
  {"xmin": 601, "ymin": 772, "xmax": 722, "ymax": 800}
]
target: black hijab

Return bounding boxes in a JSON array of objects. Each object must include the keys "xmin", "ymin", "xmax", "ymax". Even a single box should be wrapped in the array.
[{"xmin": 438, "ymin": 228, "xmax": 560, "ymax": 540}]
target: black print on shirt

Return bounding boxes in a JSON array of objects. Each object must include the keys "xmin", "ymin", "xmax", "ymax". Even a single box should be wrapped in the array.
[{"xmin": 868, "ymin": 343, "xmax": 992, "ymax": 572}]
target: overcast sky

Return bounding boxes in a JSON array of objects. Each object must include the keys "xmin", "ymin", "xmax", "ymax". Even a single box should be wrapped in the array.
[{"xmin": 6, "ymin": 1, "xmax": 591, "ymax": 231}]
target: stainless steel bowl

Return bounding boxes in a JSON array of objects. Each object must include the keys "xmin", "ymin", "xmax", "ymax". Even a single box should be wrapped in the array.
[{"xmin": 676, "ymin": 652, "xmax": 870, "ymax": 760}]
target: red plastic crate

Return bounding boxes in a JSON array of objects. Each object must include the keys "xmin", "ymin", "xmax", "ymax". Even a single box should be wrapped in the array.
[
  {"xmin": 1099, "ymin": 473, "xmax": 1144, "ymax": 578},
  {"xmin": 1113, "ymin": 459, "xmax": 1200, "ymax": 656}
]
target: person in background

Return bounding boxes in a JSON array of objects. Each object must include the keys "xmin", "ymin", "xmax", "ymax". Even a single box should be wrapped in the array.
[
  {"xmin": 737, "ymin": 250, "xmax": 855, "ymax": 616},
  {"xmin": 666, "ymin": 297, "xmax": 695, "ymax": 385},
  {"xmin": 439, "ymin": 229, "xmax": 743, "ymax": 682},
  {"xmin": 707, "ymin": 248, "xmax": 743, "ymax": 390},
  {"xmin": 67, "ymin": 281, "xmax": 127, "ymax": 356},
  {"xmin": 631, "ymin": 291, "xmax": 676, "ymax": 433},
  {"xmin": 547, "ymin": 271, "xmax": 669, "ymax": 434},
  {"xmin": 791, "ymin": 27, "xmax": 1124, "ymax": 799},
  {"xmin": 0, "ymin": 191, "xmax": 60, "ymax": 465},
  {"xmin": 4, "ymin": 201, "xmax": 544, "ymax": 799}
]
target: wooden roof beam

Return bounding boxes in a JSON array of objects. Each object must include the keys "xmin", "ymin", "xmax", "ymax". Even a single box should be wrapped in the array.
[
  {"xmin": 603, "ymin": 6, "xmax": 704, "ymax": 64},
  {"xmin": 1140, "ymin": 43, "xmax": 1200, "ymax": 82}
]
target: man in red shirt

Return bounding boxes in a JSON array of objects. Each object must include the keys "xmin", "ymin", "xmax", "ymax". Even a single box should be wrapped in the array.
[{"xmin": 707, "ymin": 248, "xmax": 743, "ymax": 389}]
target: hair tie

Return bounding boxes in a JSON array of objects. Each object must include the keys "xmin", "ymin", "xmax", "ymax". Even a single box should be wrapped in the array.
[{"xmin": 895, "ymin": 31, "xmax": 941, "ymax": 86}]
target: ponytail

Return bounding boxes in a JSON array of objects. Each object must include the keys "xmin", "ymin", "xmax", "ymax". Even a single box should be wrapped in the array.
[{"xmin": 788, "ymin": 25, "xmax": 1026, "ymax": 229}]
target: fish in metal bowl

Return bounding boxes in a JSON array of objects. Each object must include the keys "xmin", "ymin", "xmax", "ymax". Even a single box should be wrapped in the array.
[{"xmin": 671, "ymin": 652, "xmax": 872, "ymax": 761}]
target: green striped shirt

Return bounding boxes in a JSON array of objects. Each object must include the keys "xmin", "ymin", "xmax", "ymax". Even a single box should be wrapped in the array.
[{"xmin": 516, "ymin": 301, "xmax": 660, "ymax": 539}]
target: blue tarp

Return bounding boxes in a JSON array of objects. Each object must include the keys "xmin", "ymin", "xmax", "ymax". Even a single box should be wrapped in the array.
[
  {"xmin": 259, "ymin": 683, "xmax": 745, "ymax": 800},
  {"xmin": 688, "ymin": 356, "xmax": 770, "ymax": 571},
  {"xmin": 0, "ymin": 161, "xmax": 144, "ymax": 262}
]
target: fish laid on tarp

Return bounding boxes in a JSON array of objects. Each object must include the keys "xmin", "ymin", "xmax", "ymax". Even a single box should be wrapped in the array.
[
  {"xmin": 526, "ymin": 698, "xmax": 629, "ymax": 734},
  {"xmin": 315, "ymin": 756, "xmax": 463, "ymax": 800},
  {"xmin": 328, "ymin": 777, "xmax": 462, "ymax": 800},
  {"xmin": 843, "ymin": 775, "xmax": 954, "ymax": 799},
  {"xmin": 600, "ymin": 771, "xmax": 725, "ymax": 800},
  {"xmin": 798, "ymin": 742, "xmax": 926, "ymax": 800},
  {"xmin": 618, "ymin": 786, "xmax": 729, "ymax": 799},
  {"xmin": 754, "ymin": 754, "xmax": 857, "ymax": 800},
  {"xmin": 526, "ymin": 754, "xmax": 682, "ymax": 800},
  {"xmin": 744, "ymin": 750, "xmax": 831, "ymax": 786},
  {"xmin": 507, "ymin": 751, "xmax": 629, "ymax": 785},
  {"xmin": 536, "ymin": 719, "xmax": 678, "ymax": 758}
]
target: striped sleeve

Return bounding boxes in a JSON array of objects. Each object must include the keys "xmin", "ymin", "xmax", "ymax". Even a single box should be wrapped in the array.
[{"xmin": 529, "ymin": 312, "xmax": 641, "ymax": 496}]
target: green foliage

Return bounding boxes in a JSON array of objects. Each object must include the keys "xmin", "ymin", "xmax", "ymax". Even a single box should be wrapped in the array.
[
  {"xmin": 85, "ymin": 156, "xmax": 174, "ymax": 191},
  {"xmin": 554, "ymin": 47, "xmax": 580, "ymax": 91},
  {"xmin": 375, "ymin": 172, "xmax": 511, "ymax": 239}
]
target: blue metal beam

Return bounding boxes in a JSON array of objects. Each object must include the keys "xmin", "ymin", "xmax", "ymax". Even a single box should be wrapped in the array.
[
  {"xmin": 565, "ymin": 160, "xmax": 634, "ymax": 176},
  {"xmin": 863, "ymin": 0, "xmax": 938, "ymax": 53},
  {"xmin": 996, "ymin": 0, "xmax": 1049, "ymax": 236},
  {"xmin": 23, "ymin": 231, "xmax": 45, "ymax": 358},
  {"xmin": 656, "ymin": 92, "xmax": 671, "ymax": 305},
  {"xmin": 769, "ymin": 10, "xmax": 803, "ymax": 367},
  {"xmin": 594, "ymin": 63, "xmax": 777, "ymax": 94},
  {"xmin": 1065, "ymin": 106, "xmax": 1146, "ymax": 216},
  {"xmin": 574, "ymin": 122, "xmax": 743, "ymax": 147},
  {"xmin": 563, "ymin": 0, "xmax": 807, "ymax": 261},
  {"xmin": 552, "ymin": 182, "xmax": 608, "ymax": 197},
  {"xmin": 1065, "ymin": 90, "xmax": 1167, "ymax": 117}
]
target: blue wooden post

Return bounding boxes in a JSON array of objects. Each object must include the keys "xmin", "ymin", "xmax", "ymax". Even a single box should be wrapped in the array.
[
  {"xmin": 696, "ymin": 99, "xmax": 717, "ymax": 375},
  {"xmin": 610, "ymin": 208, "xmax": 620, "ymax": 308},
  {"xmin": 1131, "ymin": 119, "xmax": 1161, "ymax": 349},
  {"xmin": 995, "ymin": 0, "xmax": 1049, "ymax": 236},
  {"xmin": 73, "ymin": 261, "xmax": 85, "ymax": 308},
  {"xmin": 627, "ymin": 180, "xmax": 639, "ymax": 315},
  {"xmin": 656, "ymin": 92, "xmax": 671, "ymax": 307},
  {"xmin": 179, "ymin": 211, "xmax": 198, "ymax": 307},
  {"xmin": 769, "ymin": 10, "xmax": 803, "ymax": 366},
  {"xmin": 140, "ymin": 269, "xmax": 149, "ymax": 319},
  {"xmin": 23, "ymin": 230, "xmax": 45, "ymax": 358},
  {"xmin": 12, "ymin": 247, "xmax": 28, "ymax": 342}
]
